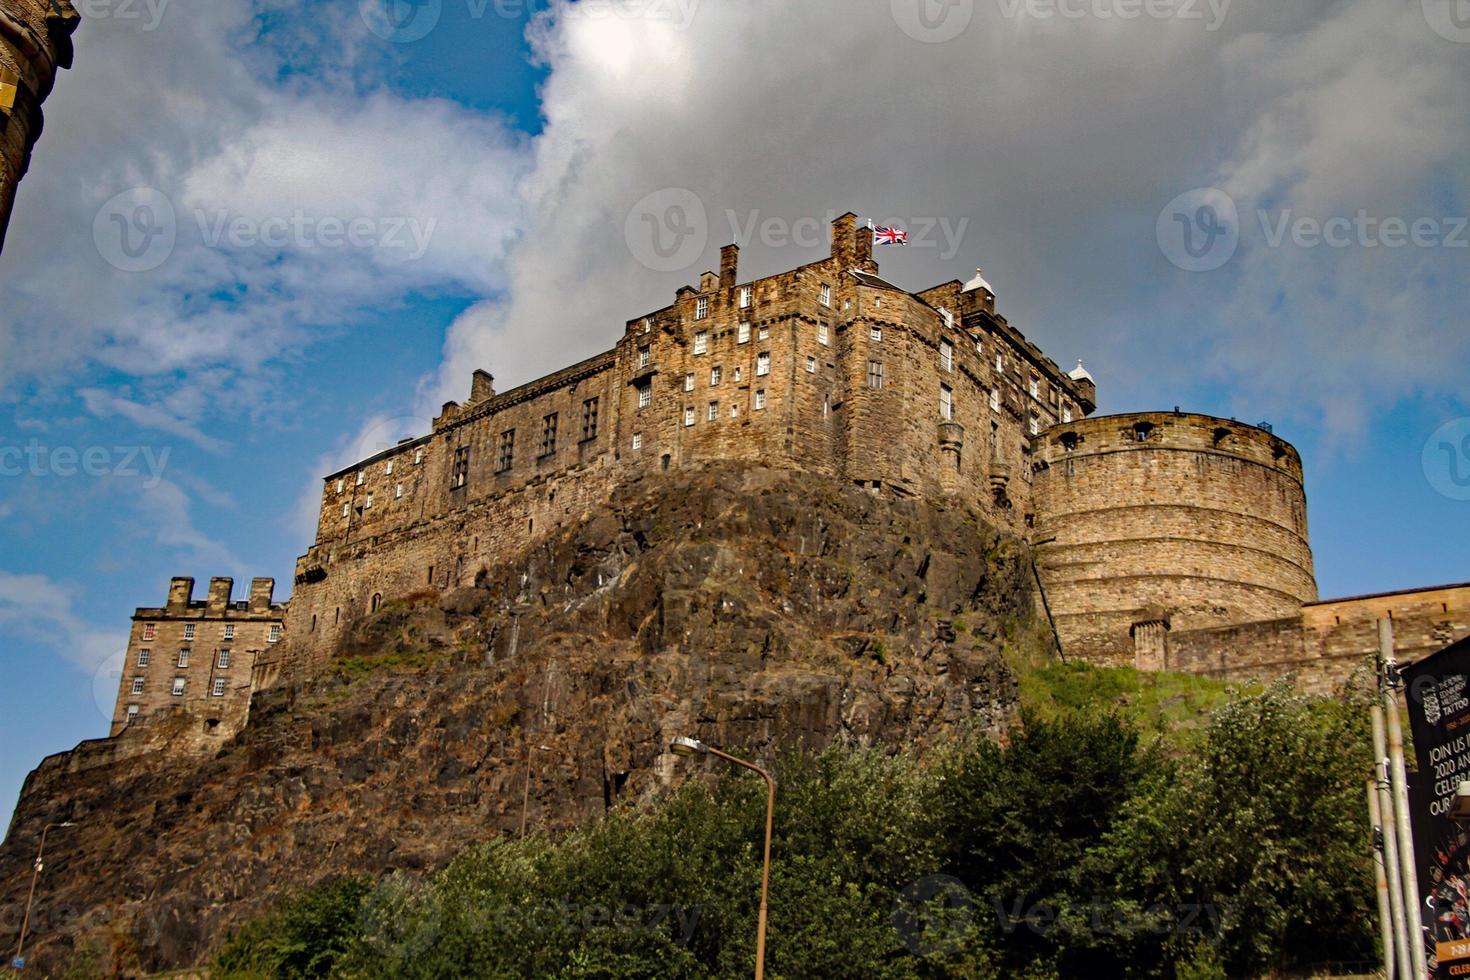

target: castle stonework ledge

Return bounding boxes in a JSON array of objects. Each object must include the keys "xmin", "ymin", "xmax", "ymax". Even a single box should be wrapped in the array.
[{"xmin": 283, "ymin": 214, "xmax": 1097, "ymax": 671}]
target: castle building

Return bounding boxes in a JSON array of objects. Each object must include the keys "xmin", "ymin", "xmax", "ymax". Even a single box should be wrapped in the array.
[
  {"xmin": 109, "ymin": 577, "xmax": 285, "ymax": 742},
  {"xmin": 0, "ymin": 0, "xmax": 77, "ymax": 252},
  {"xmin": 110, "ymin": 211, "xmax": 1470, "ymax": 741}
]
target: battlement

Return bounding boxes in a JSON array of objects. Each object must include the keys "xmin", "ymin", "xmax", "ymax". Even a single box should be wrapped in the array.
[{"xmin": 0, "ymin": 0, "xmax": 79, "ymax": 252}]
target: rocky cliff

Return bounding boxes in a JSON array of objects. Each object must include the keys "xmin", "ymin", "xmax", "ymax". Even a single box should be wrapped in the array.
[{"xmin": 0, "ymin": 463, "xmax": 1035, "ymax": 974}]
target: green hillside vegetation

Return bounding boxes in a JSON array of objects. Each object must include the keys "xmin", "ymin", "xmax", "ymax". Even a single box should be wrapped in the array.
[{"xmin": 208, "ymin": 669, "xmax": 1377, "ymax": 980}]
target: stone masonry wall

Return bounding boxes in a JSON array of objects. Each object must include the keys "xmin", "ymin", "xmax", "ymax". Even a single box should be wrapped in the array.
[
  {"xmin": 0, "ymin": 0, "xmax": 76, "ymax": 251},
  {"xmin": 1031, "ymin": 412, "xmax": 1317, "ymax": 665}
]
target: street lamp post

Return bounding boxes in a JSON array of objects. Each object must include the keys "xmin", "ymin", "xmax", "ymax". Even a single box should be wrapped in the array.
[
  {"xmin": 671, "ymin": 736, "xmax": 775, "ymax": 980},
  {"xmin": 12, "ymin": 821, "xmax": 77, "ymax": 971}
]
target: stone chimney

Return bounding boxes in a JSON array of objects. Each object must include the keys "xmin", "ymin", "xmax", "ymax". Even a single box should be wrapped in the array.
[
  {"xmin": 720, "ymin": 243, "xmax": 739, "ymax": 290},
  {"xmin": 249, "ymin": 577, "xmax": 275, "ymax": 612},
  {"xmin": 831, "ymin": 212, "xmax": 857, "ymax": 269},
  {"xmin": 207, "ymin": 577, "xmax": 234, "ymax": 612},
  {"xmin": 167, "ymin": 576, "xmax": 195, "ymax": 612},
  {"xmin": 469, "ymin": 369, "xmax": 495, "ymax": 405}
]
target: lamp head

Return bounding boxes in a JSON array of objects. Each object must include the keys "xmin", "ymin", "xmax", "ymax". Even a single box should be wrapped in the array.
[{"xmin": 670, "ymin": 736, "xmax": 708, "ymax": 758}]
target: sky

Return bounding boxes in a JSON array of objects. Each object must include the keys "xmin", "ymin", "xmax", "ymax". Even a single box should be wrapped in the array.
[{"xmin": 0, "ymin": 0, "xmax": 1467, "ymax": 826}]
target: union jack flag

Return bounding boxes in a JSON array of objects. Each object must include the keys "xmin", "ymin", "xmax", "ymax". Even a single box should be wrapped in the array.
[{"xmin": 870, "ymin": 224, "xmax": 908, "ymax": 246}]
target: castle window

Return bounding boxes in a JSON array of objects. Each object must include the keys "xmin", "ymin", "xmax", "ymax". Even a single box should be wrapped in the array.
[
  {"xmin": 183, "ymin": 624, "xmax": 196, "ymax": 641},
  {"xmin": 758, "ymin": 325, "xmax": 769, "ymax": 341},
  {"xmin": 137, "ymin": 649, "xmax": 150, "ymax": 667},
  {"xmin": 540, "ymin": 414, "xmax": 559, "ymax": 456},
  {"xmin": 757, "ymin": 352, "xmax": 771, "ymax": 376},
  {"xmin": 708, "ymin": 401, "xmax": 719, "ymax": 421},
  {"xmin": 142, "ymin": 624, "xmax": 156, "ymax": 641},
  {"xmin": 990, "ymin": 388, "xmax": 1001, "ymax": 412},
  {"xmin": 453, "ymin": 445, "xmax": 471, "ymax": 487},
  {"xmin": 582, "ymin": 398, "xmax": 600, "ymax": 441},
  {"xmin": 386, "ymin": 460, "xmax": 394, "ymax": 476},
  {"xmin": 415, "ymin": 448, "xmax": 425, "ymax": 465},
  {"xmin": 806, "ymin": 356, "xmax": 817, "ymax": 373},
  {"xmin": 755, "ymin": 390, "xmax": 767, "ymax": 410},
  {"xmin": 212, "ymin": 678, "xmax": 227, "ymax": 698},
  {"xmin": 820, "ymin": 283, "xmax": 832, "ymax": 307},
  {"xmin": 696, "ymin": 296, "xmax": 709, "ymax": 320},
  {"xmin": 694, "ymin": 331, "xmax": 708, "ymax": 355},
  {"xmin": 1059, "ymin": 432, "xmax": 1080, "ymax": 452},
  {"xmin": 131, "ymin": 677, "xmax": 145, "ymax": 696},
  {"xmin": 356, "ymin": 471, "xmax": 365, "ymax": 486},
  {"xmin": 940, "ymin": 385, "xmax": 954, "ymax": 421},
  {"xmin": 364, "ymin": 493, "xmax": 373, "ymax": 509},
  {"xmin": 940, "ymin": 341, "xmax": 953, "ymax": 373},
  {"xmin": 995, "ymin": 353, "xmax": 1003, "ymax": 373},
  {"xmin": 336, "ymin": 479, "xmax": 344, "ymax": 494},
  {"xmin": 733, "ymin": 367, "xmax": 742, "ymax": 382},
  {"xmin": 974, "ymin": 337, "xmax": 982, "ymax": 354},
  {"xmin": 341, "ymin": 502, "xmax": 349, "ymax": 518},
  {"xmin": 871, "ymin": 326, "xmax": 882, "ymax": 342},
  {"xmin": 632, "ymin": 432, "xmax": 642, "ymax": 450},
  {"xmin": 817, "ymin": 323, "xmax": 830, "ymax": 346},
  {"xmin": 740, "ymin": 286, "xmax": 752, "ymax": 308},
  {"xmin": 738, "ymin": 322, "xmax": 750, "ymax": 344},
  {"xmin": 172, "ymin": 677, "xmax": 186, "ymax": 696},
  {"xmin": 637, "ymin": 381, "xmax": 653, "ymax": 408},
  {"xmin": 1062, "ymin": 405, "xmax": 1073, "ymax": 424},
  {"xmin": 940, "ymin": 307, "xmax": 954, "ymax": 329},
  {"xmin": 223, "ymin": 624, "xmax": 235, "ymax": 641},
  {"xmin": 867, "ymin": 360, "xmax": 884, "ymax": 389},
  {"xmin": 710, "ymin": 366, "xmax": 722, "ymax": 386},
  {"xmin": 1133, "ymin": 422, "xmax": 1155, "ymax": 443},
  {"xmin": 176, "ymin": 649, "xmax": 189, "ymax": 669},
  {"xmin": 684, "ymin": 373, "xmax": 695, "ymax": 392},
  {"xmin": 1029, "ymin": 414, "xmax": 1040, "ymax": 436},
  {"xmin": 371, "ymin": 593, "xmax": 382, "ymax": 613},
  {"xmin": 1029, "ymin": 376, "xmax": 1040, "ymax": 399},
  {"xmin": 684, "ymin": 406, "xmax": 695, "ymax": 427},
  {"xmin": 127, "ymin": 704, "xmax": 139, "ymax": 721},
  {"xmin": 642, "ymin": 318, "xmax": 652, "ymax": 333},
  {"xmin": 730, "ymin": 404, "xmax": 740, "ymax": 418},
  {"xmin": 395, "ymin": 483, "xmax": 404, "ymax": 499},
  {"xmin": 639, "ymin": 347, "xmax": 651, "ymax": 368},
  {"xmin": 217, "ymin": 649, "xmax": 231, "ymax": 669}
]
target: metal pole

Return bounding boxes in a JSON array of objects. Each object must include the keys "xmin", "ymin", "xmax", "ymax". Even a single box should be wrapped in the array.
[
  {"xmin": 14, "ymin": 822, "xmax": 67, "ymax": 970},
  {"xmin": 1382, "ymin": 619, "xmax": 1428, "ymax": 980},
  {"xmin": 1375, "ymin": 704, "xmax": 1413, "ymax": 980},
  {"xmin": 1368, "ymin": 779, "xmax": 1397, "ymax": 980},
  {"xmin": 708, "ymin": 747, "xmax": 775, "ymax": 980}
]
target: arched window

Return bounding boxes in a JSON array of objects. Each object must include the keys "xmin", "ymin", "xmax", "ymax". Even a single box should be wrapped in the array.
[{"xmin": 370, "ymin": 593, "xmax": 382, "ymax": 613}]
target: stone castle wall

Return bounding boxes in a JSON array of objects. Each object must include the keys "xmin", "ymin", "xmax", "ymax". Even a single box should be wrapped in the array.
[
  {"xmin": 0, "ymin": 0, "xmax": 76, "ymax": 251},
  {"xmin": 1030, "ymin": 412, "xmax": 1318, "ymax": 664},
  {"xmin": 279, "ymin": 214, "xmax": 1096, "ymax": 670}
]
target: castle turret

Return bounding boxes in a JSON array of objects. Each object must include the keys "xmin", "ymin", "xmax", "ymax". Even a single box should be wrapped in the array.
[{"xmin": 0, "ymin": 0, "xmax": 79, "ymax": 253}]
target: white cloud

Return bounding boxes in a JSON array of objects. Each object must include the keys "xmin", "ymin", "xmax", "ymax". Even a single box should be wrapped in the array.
[
  {"xmin": 0, "ymin": 571, "xmax": 124, "ymax": 674},
  {"xmin": 78, "ymin": 388, "xmax": 229, "ymax": 454}
]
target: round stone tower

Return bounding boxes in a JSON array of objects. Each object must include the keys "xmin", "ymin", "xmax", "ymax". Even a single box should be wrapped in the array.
[
  {"xmin": 1030, "ymin": 412, "xmax": 1317, "ymax": 666},
  {"xmin": 0, "ymin": 0, "xmax": 78, "ymax": 252}
]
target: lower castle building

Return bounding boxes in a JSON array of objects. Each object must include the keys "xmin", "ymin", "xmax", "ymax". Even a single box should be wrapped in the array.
[{"xmin": 111, "ymin": 212, "xmax": 1470, "ymax": 739}]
